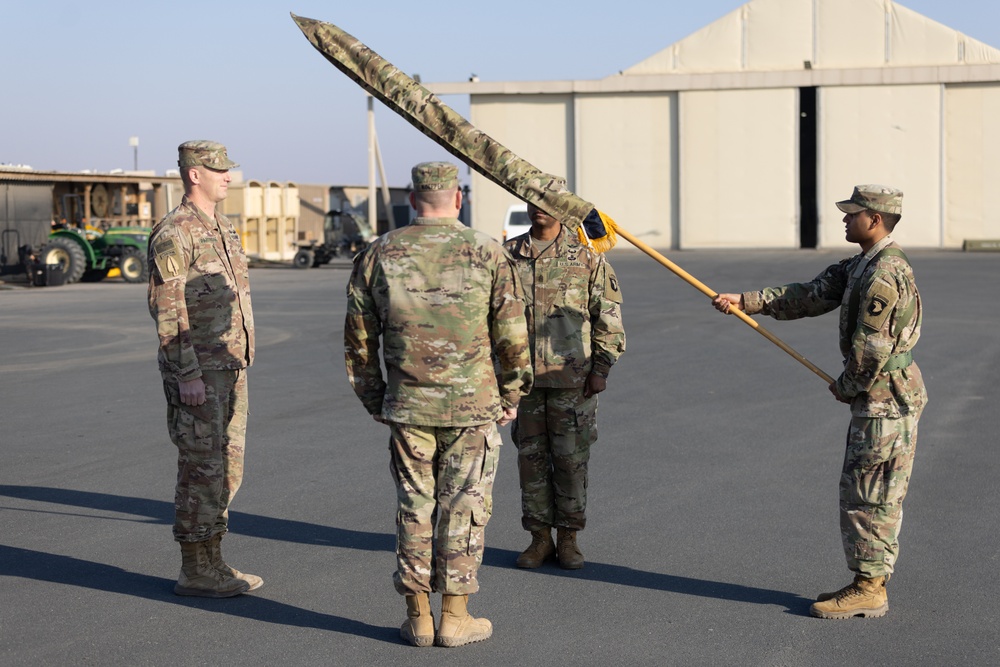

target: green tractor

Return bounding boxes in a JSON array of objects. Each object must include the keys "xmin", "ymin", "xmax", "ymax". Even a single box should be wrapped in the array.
[{"xmin": 43, "ymin": 225, "xmax": 150, "ymax": 284}]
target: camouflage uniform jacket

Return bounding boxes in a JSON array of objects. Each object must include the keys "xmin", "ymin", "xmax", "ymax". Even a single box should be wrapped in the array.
[
  {"xmin": 743, "ymin": 236, "xmax": 926, "ymax": 418},
  {"xmin": 345, "ymin": 217, "xmax": 533, "ymax": 426},
  {"xmin": 504, "ymin": 227, "xmax": 625, "ymax": 388},
  {"xmin": 147, "ymin": 195, "xmax": 255, "ymax": 382}
]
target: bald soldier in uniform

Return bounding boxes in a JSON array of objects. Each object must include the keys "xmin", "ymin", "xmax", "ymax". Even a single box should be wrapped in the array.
[
  {"xmin": 148, "ymin": 140, "xmax": 261, "ymax": 598},
  {"xmin": 713, "ymin": 185, "xmax": 926, "ymax": 620},
  {"xmin": 344, "ymin": 161, "xmax": 532, "ymax": 648}
]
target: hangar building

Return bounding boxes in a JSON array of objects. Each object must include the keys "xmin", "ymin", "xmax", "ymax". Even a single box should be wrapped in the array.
[{"xmin": 429, "ymin": 0, "xmax": 1000, "ymax": 249}]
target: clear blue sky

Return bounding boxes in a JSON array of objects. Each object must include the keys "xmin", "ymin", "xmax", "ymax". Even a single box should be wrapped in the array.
[{"xmin": 3, "ymin": 0, "xmax": 998, "ymax": 187}]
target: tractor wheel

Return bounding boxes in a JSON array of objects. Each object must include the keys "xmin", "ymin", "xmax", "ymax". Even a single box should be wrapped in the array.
[
  {"xmin": 120, "ymin": 247, "xmax": 149, "ymax": 283},
  {"xmin": 81, "ymin": 268, "xmax": 110, "ymax": 282},
  {"xmin": 292, "ymin": 248, "xmax": 315, "ymax": 269},
  {"xmin": 42, "ymin": 237, "xmax": 87, "ymax": 284}
]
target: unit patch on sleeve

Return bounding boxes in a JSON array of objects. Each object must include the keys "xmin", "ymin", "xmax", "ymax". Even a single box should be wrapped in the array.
[
  {"xmin": 603, "ymin": 265, "xmax": 623, "ymax": 304},
  {"xmin": 153, "ymin": 235, "xmax": 184, "ymax": 281},
  {"xmin": 860, "ymin": 283, "xmax": 898, "ymax": 331}
]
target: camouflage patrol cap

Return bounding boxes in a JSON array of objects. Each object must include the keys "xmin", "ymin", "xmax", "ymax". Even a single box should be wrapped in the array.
[
  {"xmin": 411, "ymin": 161, "xmax": 459, "ymax": 191},
  {"xmin": 836, "ymin": 184, "xmax": 902, "ymax": 215},
  {"xmin": 177, "ymin": 140, "xmax": 239, "ymax": 170}
]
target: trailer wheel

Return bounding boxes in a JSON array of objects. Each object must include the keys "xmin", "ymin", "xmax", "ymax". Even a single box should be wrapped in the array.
[
  {"xmin": 293, "ymin": 248, "xmax": 315, "ymax": 269},
  {"xmin": 120, "ymin": 247, "xmax": 149, "ymax": 283},
  {"xmin": 42, "ymin": 237, "xmax": 86, "ymax": 284}
]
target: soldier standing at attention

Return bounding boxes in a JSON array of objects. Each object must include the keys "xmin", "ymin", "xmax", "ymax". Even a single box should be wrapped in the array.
[
  {"xmin": 504, "ymin": 198, "xmax": 625, "ymax": 570},
  {"xmin": 344, "ymin": 162, "xmax": 532, "ymax": 648},
  {"xmin": 713, "ymin": 185, "xmax": 926, "ymax": 619},
  {"xmin": 148, "ymin": 141, "xmax": 261, "ymax": 598}
]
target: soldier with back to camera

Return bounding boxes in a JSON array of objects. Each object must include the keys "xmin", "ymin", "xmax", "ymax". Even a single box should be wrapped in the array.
[{"xmin": 344, "ymin": 161, "xmax": 532, "ymax": 647}]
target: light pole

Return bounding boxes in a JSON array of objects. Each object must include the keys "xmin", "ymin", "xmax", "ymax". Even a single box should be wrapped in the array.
[{"xmin": 129, "ymin": 136, "xmax": 139, "ymax": 171}]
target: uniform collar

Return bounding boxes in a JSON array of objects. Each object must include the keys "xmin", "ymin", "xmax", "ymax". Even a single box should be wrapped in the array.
[
  {"xmin": 180, "ymin": 194, "xmax": 220, "ymax": 230},
  {"xmin": 411, "ymin": 216, "xmax": 461, "ymax": 226},
  {"xmin": 510, "ymin": 226, "xmax": 565, "ymax": 259},
  {"xmin": 852, "ymin": 235, "xmax": 894, "ymax": 279}
]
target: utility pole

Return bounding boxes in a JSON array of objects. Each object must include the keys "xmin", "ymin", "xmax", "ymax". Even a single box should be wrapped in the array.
[{"xmin": 129, "ymin": 136, "xmax": 139, "ymax": 171}]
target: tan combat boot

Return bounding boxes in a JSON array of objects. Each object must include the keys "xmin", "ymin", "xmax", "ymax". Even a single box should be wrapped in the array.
[
  {"xmin": 436, "ymin": 594, "xmax": 492, "ymax": 648},
  {"xmin": 810, "ymin": 575, "xmax": 888, "ymax": 619},
  {"xmin": 516, "ymin": 529, "xmax": 555, "ymax": 569},
  {"xmin": 556, "ymin": 528, "xmax": 584, "ymax": 570},
  {"xmin": 206, "ymin": 533, "xmax": 263, "ymax": 591},
  {"xmin": 174, "ymin": 541, "xmax": 250, "ymax": 598},
  {"xmin": 400, "ymin": 592, "xmax": 435, "ymax": 647},
  {"xmin": 816, "ymin": 573, "xmax": 890, "ymax": 602}
]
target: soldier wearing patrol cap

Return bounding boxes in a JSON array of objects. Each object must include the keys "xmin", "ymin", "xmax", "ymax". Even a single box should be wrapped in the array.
[
  {"xmin": 712, "ymin": 184, "xmax": 926, "ymax": 620},
  {"xmin": 148, "ymin": 140, "xmax": 261, "ymax": 598},
  {"xmin": 344, "ymin": 161, "xmax": 532, "ymax": 647}
]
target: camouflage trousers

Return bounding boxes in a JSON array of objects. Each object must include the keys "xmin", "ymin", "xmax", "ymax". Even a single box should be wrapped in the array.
[
  {"xmin": 512, "ymin": 388, "xmax": 597, "ymax": 532},
  {"xmin": 388, "ymin": 421, "xmax": 501, "ymax": 596},
  {"xmin": 162, "ymin": 369, "xmax": 248, "ymax": 543},
  {"xmin": 840, "ymin": 409, "xmax": 921, "ymax": 578}
]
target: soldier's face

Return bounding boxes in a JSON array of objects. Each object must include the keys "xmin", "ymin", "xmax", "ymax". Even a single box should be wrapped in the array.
[
  {"xmin": 197, "ymin": 166, "xmax": 232, "ymax": 204},
  {"xmin": 843, "ymin": 209, "xmax": 875, "ymax": 244},
  {"xmin": 527, "ymin": 203, "xmax": 557, "ymax": 229}
]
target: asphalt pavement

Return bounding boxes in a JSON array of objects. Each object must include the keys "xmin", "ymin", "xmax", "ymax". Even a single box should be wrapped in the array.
[{"xmin": 1, "ymin": 248, "xmax": 997, "ymax": 666}]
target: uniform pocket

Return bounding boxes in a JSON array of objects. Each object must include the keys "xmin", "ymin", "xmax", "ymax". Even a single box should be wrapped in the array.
[
  {"xmin": 467, "ymin": 505, "xmax": 490, "ymax": 557},
  {"xmin": 167, "ymin": 402, "xmax": 215, "ymax": 453}
]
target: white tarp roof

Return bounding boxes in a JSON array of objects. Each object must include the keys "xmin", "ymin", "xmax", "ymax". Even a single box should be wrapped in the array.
[{"xmin": 621, "ymin": 0, "xmax": 1000, "ymax": 75}]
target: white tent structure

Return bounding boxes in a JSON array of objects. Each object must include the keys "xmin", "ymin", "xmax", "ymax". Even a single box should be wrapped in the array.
[{"xmin": 429, "ymin": 0, "xmax": 1000, "ymax": 249}]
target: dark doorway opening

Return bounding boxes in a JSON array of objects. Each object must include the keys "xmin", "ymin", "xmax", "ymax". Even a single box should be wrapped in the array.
[{"xmin": 799, "ymin": 87, "xmax": 818, "ymax": 248}]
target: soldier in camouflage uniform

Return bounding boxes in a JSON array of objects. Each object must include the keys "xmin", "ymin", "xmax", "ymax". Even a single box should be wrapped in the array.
[
  {"xmin": 713, "ymin": 184, "xmax": 927, "ymax": 620},
  {"xmin": 344, "ymin": 162, "xmax": 532, "ymax": 648},
  {"xmin": 148, "ymin": 141, "xmax": 261, "ymax": 599},
  {"xmin": 504, "ymin": 199, "xmax": 625, "ymax": 570}
]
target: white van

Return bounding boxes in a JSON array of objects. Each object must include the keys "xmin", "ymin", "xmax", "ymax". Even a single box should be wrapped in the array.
[{"xmin": 502, "ymin": 203, "xmax": 531, "ymax": 241}]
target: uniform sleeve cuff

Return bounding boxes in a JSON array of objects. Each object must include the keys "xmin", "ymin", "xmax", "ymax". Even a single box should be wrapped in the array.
[
  {"xmin": 742, "ymin": 291, "xmax": 764, "ymax": 315},
  {"xmin": 590, "ymin": 364, "xmax": 611, "ymax": 379}
]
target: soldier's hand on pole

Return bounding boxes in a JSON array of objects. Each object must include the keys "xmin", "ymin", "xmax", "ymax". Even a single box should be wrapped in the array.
[
  {"xmin": 712, "ymin": 293, "xmax": 744, "ymax": 314},
  {"xmin": 828, "ymin": 382, "xmax": 850, "ymax": 404}
]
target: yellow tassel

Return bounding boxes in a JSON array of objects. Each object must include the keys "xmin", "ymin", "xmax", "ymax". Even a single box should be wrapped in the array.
[{"xmin": 576, "ymin": 210, "xmax": 618, "ymax": 254}]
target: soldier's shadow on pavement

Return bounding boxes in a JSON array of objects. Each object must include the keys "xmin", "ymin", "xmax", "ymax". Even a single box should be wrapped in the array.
[
  {"xmin": 482, "ymin": 548, "xmax": 814, "ymax": 617},
  {"xmin": 1, "ymin": 485, "xmax": 812, "ymax": 617},
  {"xmin": 0, "ymin": 485, "xmax": 394, "ymax": 551},
  {"xmin": 0, "ymin": 544, "xmax": 394, "ymax": 641}
]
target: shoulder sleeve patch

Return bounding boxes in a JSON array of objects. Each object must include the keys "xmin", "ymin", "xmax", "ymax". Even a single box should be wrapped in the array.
[
  {"xmin": 859, "ymin": 281, "xmax": 898, "ymax": 331},
  {"xmin": 603, "ymin": 263, "xmax": 623, "ymax": 304},
  {"xmin": 152, "ymin": 235, "xmax": 185, "ymax": 281}
]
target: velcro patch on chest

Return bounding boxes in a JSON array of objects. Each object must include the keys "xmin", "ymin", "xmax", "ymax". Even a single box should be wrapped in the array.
[
  {"xmin": 153, "ymin": 236, "xmax": 184, "ymax": 281},
  {"xmin": 860, "ymin": 283, "xmax": 898, "ymax": 331}
]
